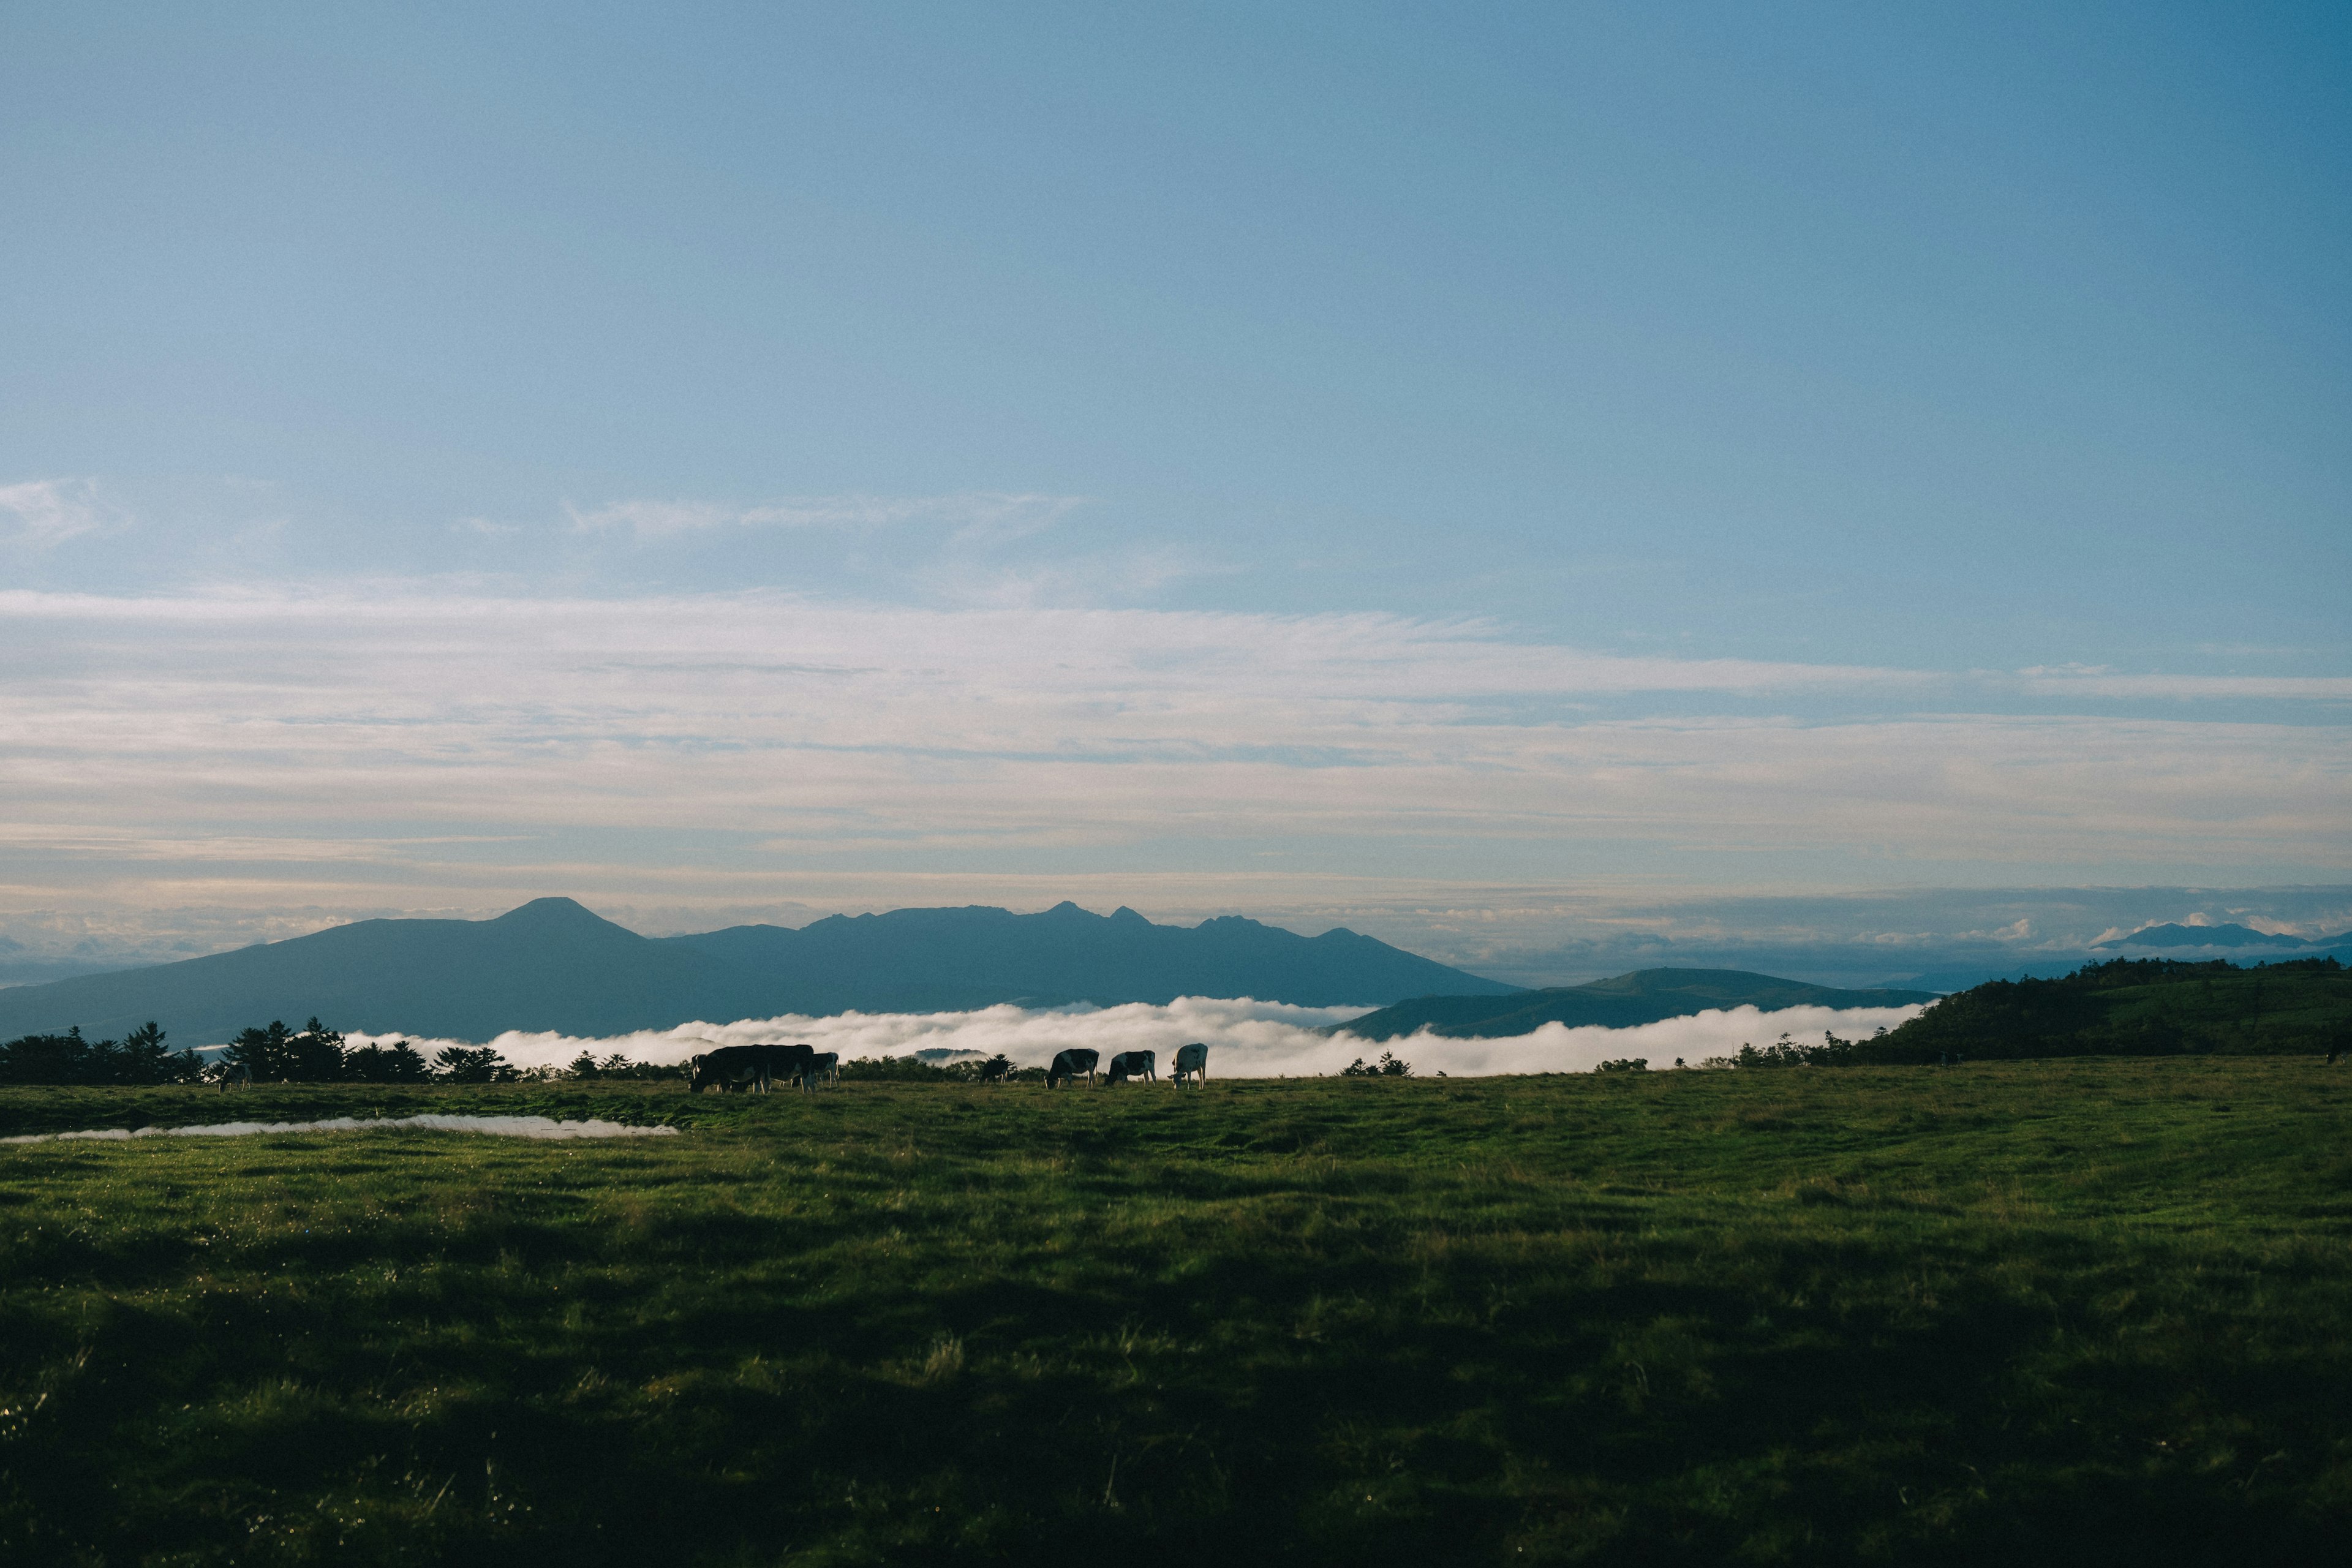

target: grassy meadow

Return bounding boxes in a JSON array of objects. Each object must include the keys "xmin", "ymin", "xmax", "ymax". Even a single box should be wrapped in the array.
[{"xmin": 2, "ymin": 1060, "xmax": 2348, "ymax": 1565}]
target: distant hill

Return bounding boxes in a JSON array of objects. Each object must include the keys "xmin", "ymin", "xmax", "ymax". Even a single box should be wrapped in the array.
[
  {"xmin": 1866, "ymin": 956, "xmax": 2351, "ymax": 1061},
  {"xmin": 2094, "ymin": 922, "xmax": 2318, "ymax": 951},
  {"xmin": 1340, "ymin": 968, "xmax": 1937, "ymax": 1041},
  {"xmin": 0, "ymin": 898, "xmax": 1517, "ymax": 1046},
  {"xmin": 665, "ymin": 901, "xmax": 1516, "ymax": 1017}
]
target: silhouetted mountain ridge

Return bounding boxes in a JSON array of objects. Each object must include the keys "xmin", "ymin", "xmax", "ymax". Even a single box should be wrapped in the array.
[
  {"xmin": 0, "ymin": 898, "xmax": 1518, "ymax": 1044},
  {"xmin": 2092, "ymin": 922, "xmax": 2341, "ymax": 951},
  {"xmin": 1341, "ymin": 968, "xmax": 1938, "ymax": 1041}
]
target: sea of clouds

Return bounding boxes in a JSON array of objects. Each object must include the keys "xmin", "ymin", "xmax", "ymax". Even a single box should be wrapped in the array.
[{"xmin": 344, "ymin": 996, "xmax": 1930, "ymax": 1078}]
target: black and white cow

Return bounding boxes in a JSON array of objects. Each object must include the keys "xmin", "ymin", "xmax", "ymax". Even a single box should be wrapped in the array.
[
  {"xmin": 1171, "ymin": 1041, "xmax": 1208, "ymax": 1086},
  {"xmin": 797, "ymin": 1050, "xmax": 841, "ymax": 1091},
  {"xmin": 978, "ymin": 1054, "xmax": 1014, "ymax": 1084},
  {"xmin": 1104, "ymin": 1049, "xmax": 1155, "ymax": 1085},
  {"xmin": 1046, "ymin": 1047, "xmax": 1099, "ymax": 1088},
  {"xmin": 688, "ymin": 1043, "xmax": 814, "ymax": 1095}
]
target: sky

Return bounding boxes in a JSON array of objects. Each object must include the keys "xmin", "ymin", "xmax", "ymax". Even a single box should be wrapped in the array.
[{"xmin": 2, "ymin": 2, "xmax": 2348, "ymax": 983}]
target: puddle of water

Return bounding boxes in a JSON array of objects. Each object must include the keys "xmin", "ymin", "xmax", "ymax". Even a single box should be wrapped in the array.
[{"xmin": 1, "ymin": 1114, "xmax": 680, "ymax": 1146}]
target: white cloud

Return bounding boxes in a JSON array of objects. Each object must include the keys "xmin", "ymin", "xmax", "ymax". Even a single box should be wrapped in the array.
[
  {"xmin": 0, "ymin": 479, "xmax": 114, "ymax": 546},
  {"xmin": 0, "ymin": 586, "xmax": 2344, "ymax": 923},
  {"xmin": 341, "ymin": 997, "xmax": 1928, "ymax": 1076},
  {"xmin": 2016, "ymin": 668, "xmax": 2352, "ymax": 701},
  {"xmin": 567, "ymin": 492, "xmax": 1085, "ymax": 540}
]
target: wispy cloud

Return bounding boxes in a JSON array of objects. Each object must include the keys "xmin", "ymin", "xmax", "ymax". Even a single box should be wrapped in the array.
[
  {"xmin": 0, "ymin": 478, "xmax": 116, "ymax": 547},
  {"xmin": 0, "ymin": 586, "xmax": 2343, "ymax": 929},
  {"xmin": 565, "ymin": 492, "xmax": 1086, "ymax": 540},
  {"xmin": 2015, "ymin": 665, "xmax": 2352, "ymax": 701}
]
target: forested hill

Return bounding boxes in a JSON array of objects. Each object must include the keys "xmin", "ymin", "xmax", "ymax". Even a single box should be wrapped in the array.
[
  {"xmin": 1341, "ymin": 968, "xmax": 1937, "ymax": 1041},
  {"xmin": 0, "ymin": 898, "xmax": 1516, "ymax": 1045},
  {"xmin": 1863, "ymin": 956, "xmax": 2351, "ymax": 1061}
]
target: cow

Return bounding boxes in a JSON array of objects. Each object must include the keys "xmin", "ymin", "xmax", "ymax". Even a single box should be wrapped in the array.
[
  {"xmin": 797, "ymin": 1051, "xmax": 841, "ymax": 1091},
  {"xmin": 688, "ymin": 1046, "xmax": 770, "ymax": 1094},
  {"xmin": 1046, "ymin": 1047, "xmax": 1099, "ymax": 1088},
  {"xmin": 1172, "ymin": 1041, "xmax": 1208, "ymax": 1087},
  {"xmin": 978, "ymin": 1054, "xmax": 1014, "ymax": 1084},
  {"xmin": 688, "ymin": 1043, "xmax": 814, "ymax": 1095},
  {"xmin": 1104, "ymin": 1049, "xmax": 1156, "ymax": 1085}
]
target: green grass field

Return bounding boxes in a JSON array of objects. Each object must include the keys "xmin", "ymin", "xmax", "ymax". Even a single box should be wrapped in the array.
[{"xmin": 3, "ymin": 1060, "xmax": 2348, "ymax": 1565}]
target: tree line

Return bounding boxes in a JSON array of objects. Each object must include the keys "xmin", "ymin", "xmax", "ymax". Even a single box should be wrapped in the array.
[
  {"xmin": 0, "ymin": 1019, "xmax": 485, "ymax": 1085},
  {"xmin": 0, "ymin": 1017, "xmax": 705, "ymax": 1087}
]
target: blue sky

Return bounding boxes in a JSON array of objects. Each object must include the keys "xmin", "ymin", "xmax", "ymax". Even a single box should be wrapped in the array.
[{"xmin": 1, "ymin": 3, "xmax": 2346, "ymax": 978}]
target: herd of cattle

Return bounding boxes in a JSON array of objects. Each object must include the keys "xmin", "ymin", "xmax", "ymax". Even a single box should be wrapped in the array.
[{"xmin": 685, "ymin": 1041, "xmax": 1211, "ymax": 1094}]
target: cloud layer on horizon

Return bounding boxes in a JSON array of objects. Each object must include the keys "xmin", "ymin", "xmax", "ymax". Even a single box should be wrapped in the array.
[
  {"xmin": 2, "ymin": 584, "xmax": 2346, "ymax": 959},
  {"xmin": 341, "ymin": 996, "xmax": 1930, "ymax": 1077}
]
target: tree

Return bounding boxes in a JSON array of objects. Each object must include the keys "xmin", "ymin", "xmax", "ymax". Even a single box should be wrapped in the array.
[
  {"xmin": 221, "ymin": 1021, "xmax": 296, "ymax": 1083},
  {"xmin": 284, "ymin": 1017, "xmax": 347, "ymax": 1081},
  {"xmin": 432, "ymin": 1046, "xmax": 518, "ymax": 1084},
  {"xmin": 118, "ymin": 1021, "xmax": 203, "ymax": 1084},
  {"xmin": 0, "ymin": 1029, "xmax": 94, "ymax": 1085},
  {"xmin": 345, "ymin": 1039, "xmax": 432, "ymax": 1082}
]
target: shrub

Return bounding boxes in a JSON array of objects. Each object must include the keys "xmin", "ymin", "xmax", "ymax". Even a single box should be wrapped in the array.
[{"xmin": 1341, "ymin": 1052, "xmax": 1412, "ymax": 1078}]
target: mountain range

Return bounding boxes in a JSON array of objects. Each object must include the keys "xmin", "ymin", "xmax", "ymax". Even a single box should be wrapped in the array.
[
  {"xmin": 0, "ymin": 897, "xmax": 1519, "ymax": 1045},
  {"xmin": 1340, "ymin": 968, "xmax": 1939, "ymax": 1041},
  {"xmin": 2092, "ymin": 922, "xmax": 2350, "ymax": 951}
]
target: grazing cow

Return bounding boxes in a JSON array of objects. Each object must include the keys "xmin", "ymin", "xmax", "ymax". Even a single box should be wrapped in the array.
[
  {"xmin": 979, "ymin": 1055, "xmax": 1014, "ymax": 1084},
  {"xmin": 218, "ymin": 1061, "xmax": 253, "ymax": 1090},
  {"xmin": 1104, "ymin": 1049, "xmax": 1156, "ymax": 1085},
  {"xmin": 1047, "ymin": 1047, "xmax": 1099, "ymax": 1088},
  {"xmin": 1172, "ymin": 1042, "xmax": 1208, "ymax": 1086},
  {"xmin": 797, "ymin": 1050, "xmax": 841, "ymax": 1091},
  {"xmin": 688, "ymin": 1043, "xmax": 814, "ymax": 1095},
  {"xmin": 688, "ymin": 1046, "xmax": 770, "ymax": 1094}
]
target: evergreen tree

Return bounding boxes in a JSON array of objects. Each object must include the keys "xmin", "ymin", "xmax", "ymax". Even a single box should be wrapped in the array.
[
  {"xmin": 222, "ymin": 1020, "xmax": 296, "ymax": 1082},
  {"xmin": 432, "ymin": 1045, "xmax": 518, "ymax": 1083},
  {"xmin": 283, "ymin": 1017, "xmax": 348, "ymax": 1081}
]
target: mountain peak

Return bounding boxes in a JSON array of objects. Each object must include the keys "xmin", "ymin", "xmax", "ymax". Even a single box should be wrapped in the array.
[{"xmin": 488, "ymin": 897, "xmax": 636, "ymax": 934}]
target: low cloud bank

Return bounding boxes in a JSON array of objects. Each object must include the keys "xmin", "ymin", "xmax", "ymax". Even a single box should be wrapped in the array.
[
  {"xmin": 345, "ymin": 997, "xmax": 1928, "ymax": 1078},
  {"xmin": 1, "ymin": 1114, "xmax": 679, "ymax": 1146}
]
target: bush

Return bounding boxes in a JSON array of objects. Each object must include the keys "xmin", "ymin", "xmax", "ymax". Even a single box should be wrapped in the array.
[
  {"xmin": 567, "ymin": 1052, "xmax": 679, "ymax": 1082},
  {"xmin": 1341, "ymin": 1052, "xmax": 1412, "ymax": 1078},
  {"xmin": 837, "ymin": 1055, "xmax": 960, "ymax": 1082}
]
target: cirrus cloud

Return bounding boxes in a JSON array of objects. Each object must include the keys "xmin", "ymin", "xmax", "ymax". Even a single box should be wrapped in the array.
[
  {"xmin": 0, "ymin": 478, "xmax": 117, "ymax": 548},
  {"xmin": 565, "ymin": 491, "xmax": 1087, "ymax": 540}
]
